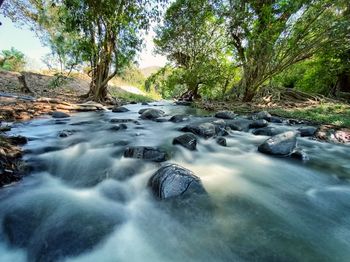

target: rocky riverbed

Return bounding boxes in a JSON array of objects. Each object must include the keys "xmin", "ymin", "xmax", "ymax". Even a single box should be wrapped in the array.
[{"xmin": 1, "ymin": 101, "xmax": 350, "ymax": 262}]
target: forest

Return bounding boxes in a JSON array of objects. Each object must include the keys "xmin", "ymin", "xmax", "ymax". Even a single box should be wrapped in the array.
[{"xmin": 1, "ymin": 0, "xmax": 349, "ymax": 105}]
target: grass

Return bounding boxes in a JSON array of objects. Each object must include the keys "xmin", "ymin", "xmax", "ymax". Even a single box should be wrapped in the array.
[
  {"xmin": 109, "ymin": 86, "xmax": 161, "ymax": 103},
  {"xmin": 269, "ymin": 102, "xmax": 350, "ymax": 127}
]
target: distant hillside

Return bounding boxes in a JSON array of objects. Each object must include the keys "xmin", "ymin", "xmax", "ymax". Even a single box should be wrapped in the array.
[{"xmin": 140, "ymin": 66, "xmax": 161, "ymax": 78}]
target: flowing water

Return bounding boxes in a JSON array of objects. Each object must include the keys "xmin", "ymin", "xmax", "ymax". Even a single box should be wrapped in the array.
[{"xmin": 1, "ymin": 102, "xmax": 350, "ymax": 262}]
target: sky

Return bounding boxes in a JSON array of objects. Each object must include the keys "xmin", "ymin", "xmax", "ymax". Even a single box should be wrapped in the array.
[{"xmin": 0, "ymin": 14, "xmax": 167, "ymax": 70}]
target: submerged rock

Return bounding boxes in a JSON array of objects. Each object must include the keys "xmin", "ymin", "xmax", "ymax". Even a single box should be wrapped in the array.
[
  {"xmin": 110, "ymin": 124, "xmax": 127, "ymax": 131},
  {"xmin": 253, "ymin": 127, "xmax": 288, "ymax": 136},
  {"xmin": 225, "ymin": 119, "xmax": 252, "ymax": 132},
  {"xmin": 181, "ymin": 122, "xmax": 216, "ymax": 138},
  {"xmin": 216, "ymin": 137, "xmax": 227, "ymax": 147},
  {"xmin": 140, "ymin": 108, "xmax": 165, "ymax": 120},
  {"xmin": 112, "ymin": 106, "xmax": 129, "ymax": 113},
  {"xmin": 258, "ymin": 131, "xmax": 297, "ymax": 155},
  {"xmin": 58, "ymin": 130, "xmax": 75, "ymax": 138},
  {"xmin": 123, "ymin": 146, "xmax": 169, "ymax": 162},
  {"xmin": 8, "ymin": 135, "xmax": 28, "ymax": 145},
  {"xmin": 169, "ymin": 114, "xmax": 189, "ymax": 123},
  {"xmin": 173, "ymin": 133, "xmax": 197, "ymax": 151},
  {"xmin": 215, "ymin": 111, "xmax": 236, "ymax": 120},
  {"xmin": 148, "ymin": 164, "xmax": 206, "ymax": 199},
  {"xmin": 51, "ymin": 111, "xmax": 70, "ymax": 118},
  {"xmin": 291, "ymin": 149, "xmax": 309, "ymax": 161}
]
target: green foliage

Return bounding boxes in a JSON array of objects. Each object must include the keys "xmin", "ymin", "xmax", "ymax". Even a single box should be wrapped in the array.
[
  {"xmin": 0, "ymin": 47, "xmax": 26, "ymax": 72},
  {"xmin": 116, "ymin": 65, "xmax": 146, "ymax": 89},
  {"xmin": 154, "ymin": 0, "xmax": 233, "ymax": 99}
]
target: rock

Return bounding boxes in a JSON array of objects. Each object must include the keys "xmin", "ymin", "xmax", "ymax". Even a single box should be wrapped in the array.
[
  {"xmin": 112, "ymin": 106, "xmax": 129, "ymax": 113},
  {"xmin": 269, "ymin": 116, "xmax": 283, "ymax": 123},
  {"xmin": 253, "ymin": 111, "xmax": 271, "ymax": 121},
  {"xmin": 175, "ymin": 101, "xmax": 192, "ymax": 106},
  {"xmin": 123, "ymin": 146, "xmax": 169, "ymax": 162},
  {"xmin": 215, "ymin": 111, "xmax": 236, "ymax": 119},
  {"xmin": 249, "ymin": 119, "xmax": 268, "ymax": 129},
  {"xmin": 298, "ymin": 126, "xmax": 317, "ymax": 137},
  {"xmin": 140, "ymin": 109, "xmax": 165, "ymax": 120},
  {"xmin": 253, "ymin": 127, "xmax": 288, "ymax": 136},
  {"xmin": 258, "ymin": 131, "xmax": 297, "ymax": 155},
  {"xmin": 154, "ymin": 117, "xmax": 169, "ymax": 122},
  {"xmin": 138, "ymin": 108, "xmax": 149, "ymax": 114},
  {"xmin": 52, "ymin": 111, "xmax": 70, "ymax": 118},
  {"xmin": 8, "ymin": 135, "xmax": 28, "ymax": 145},
  {"xmin": 225, "ymin": 119, "xmax": 252, "ymax": 132},
  {"xmin": 287, "ymin": 119, "xmax": 306, "ymax": 125},
  {"xmin": 291, "ymin": 149, "xmax": 309, "ymax": 161},
  {"xmin": 181, "ymin": 122, "xmax": 216, "ymax": 138},
  {"xmin": 148, "ymin": 164, "xmax": 206, "ymax": 199},
  {"xmin": 110, "ymin": 124, "xmax": 127, "ymax": 131},
  {"xmin": 58, "ymin": 130, "xmax": 75, "ymax": 138},
  {"xmin": 129, "ymin": 101, "xmax": 137, "ymax": 104},
  {"xmin": 173, "ymin": 133, "xmax": 197, "ymax": 151},
  {"xmin": 169, "ymin": 115, "xmax": 189, "ymax": 123},
  {"xmin": 141, "ymin": 102, "xmax": 149, "ymax": 105},
  {"xmin": 0, "ymin": 125, "xmax": 11, "ymax": 132},
  {"xmin": 216, "ymin": 137, "xmax": 227, "ymax": 147},
  {"xmin": 110, "ymin": 118, "xmax": 139, "ymax": 125}
]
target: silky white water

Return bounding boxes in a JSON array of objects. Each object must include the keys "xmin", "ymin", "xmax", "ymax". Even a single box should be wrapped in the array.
[{"xmin": 1, "ymin": 102, "xmax": 350, "ymax": 262}]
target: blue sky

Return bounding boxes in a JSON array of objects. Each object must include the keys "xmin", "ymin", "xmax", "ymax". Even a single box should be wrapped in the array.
[{"xmin": 0, "ymin": 14, "xmax": 167, "ymax": 70}]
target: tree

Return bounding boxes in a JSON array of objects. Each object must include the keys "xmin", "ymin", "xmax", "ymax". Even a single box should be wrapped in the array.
[
  {"xmin": 214, "ymin": 0, "xmax": 350, "ymax": 101},
  {"xmin": 154, "ymin": 0, "xmax": 233, "ymax": 100},
  {"xmin": 2, "ymin": 0, "xmax": 165, "ymax": 102},
  {"xmin": 0, "ymin": 47, "xmax": 26, "ymax": 72}
]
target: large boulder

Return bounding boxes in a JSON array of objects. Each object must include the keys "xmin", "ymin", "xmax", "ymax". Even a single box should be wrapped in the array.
[
  {"xmin": 181, "ymin": 122, "xmax": 216, "ymax": 138},
  {"xmin": 258, "ymin": 131, "xmax": 297, "ymax": 155},
  {"xmin": 214, "ymin": 111, "xmax": 236, "ymax": 120},
  {"xmin": 123, "ymin": 146, "xmax": 169, "ymax": 162},
  {"xmin": 140, "ymin": 109, "xmax": 165, "ymax": 120},
  {"xmin": 148, "ymin": 164, "xmax": 206, "ymax": 199},
  {"xmin": 173, "ymin": 133, "xmax": 197, "ymax": 151}
]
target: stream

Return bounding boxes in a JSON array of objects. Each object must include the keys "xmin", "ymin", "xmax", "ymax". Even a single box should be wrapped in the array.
[{"xmin": 1, "ymin": 101, "xmax": 350, "ymax": 262}]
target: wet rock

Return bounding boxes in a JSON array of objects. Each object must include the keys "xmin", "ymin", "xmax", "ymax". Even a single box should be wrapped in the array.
[
  {"xmin": 216, "ymin": 137, "xmax": 227, "ymax": 147},
  {"xmin": 173, "ymin": 133, "xmax": 197, "ymax": 151},
  {"xmin": 181, "ymin": 122, "xmax": 216, "ymax": 138},
  {"xmin": 112, "ymin": 106, "xmax": 129, "ymax": 113},
  {"xmin": 8, "ymin": 135, "xmax": 28, "ymax": 145},
  {"xmin": 28, "ymin": 206, "xmax": 125, "ymax": 262},
  {"xmin": 58, "ymin": 130, "xmax": 75, "ymax": 138},
  {"xmin": 148, "ymin": 164, "xmax": 206, "ymax": 199},
  {"xmin": 298, "ymin": 126, "xmax": 317, "ymax": 137},
  {"xmin": 51, "ymin": 111, "xmax": 70, "ymax": 118},
  {"xmin": 258, "ymin": 131, "xmax": 297, "ymax": 155},
  {"xmin": 110, "ymin": 124, "xmax": 127, "ymax": 131},
  {"xmin": 169, "ymin": 114, "xmax": 189, "ymax": 123},
  {"xmin": 129, "ymin": 101, "xmax": 137, "ymax": 104},
  {"xmin": 249, "ymin": 119, "xmax": 268, "ymax": 129},
  {"xmin": 140, "ymin": 108, "xmax": 165, "ymax": 120},
  {"xmin": 291, "ymin": 149, "xmax": 309, "ymax": 161},
  {"xmin": 124, "ymin": 146, "xmax": 169, "ymax": 162},
  {"xmin": 269, "ymin": 116, "xmax": 283, "ymax": 123},
  {"xmin": 253, "ymin": 111, "xmax": 271, "ymax": 121},
  {"xmin": 138, "ymin": 108, "xmax": 148, "ymax": 114},
  {"xmin": 215, "ymin": 111, "xmax": 236, "ymax": 120},
  {"xmin": 110, "ymin": 118, "xmax": 139, "ymax": 125},
  {"xmin": 0, "ymin": 125, "xmax": 11, "ymax": 132},
  {"xmin": 175, "ymin": 101, "xmax": 192, "ymax": 106},
  {"xmin": 253, "ymin": 127, "xmax": 288, "ymax": 136},
  {"xmin": 287, "ymin": 119, "xmax": 306, "ymax": 125},
  {"xmin": 141, "ymin": 102, "xmax": 149, "ymax": 105},
  {"xmin": 225, "ymin": 119, "xmax": 252, "ymax": 132},
  {"xmin": 154, "ymin": 117, "xmax": 169, "ymax": 122}
]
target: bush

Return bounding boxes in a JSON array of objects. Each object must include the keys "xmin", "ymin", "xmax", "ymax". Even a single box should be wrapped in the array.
[{"xmin": 0, "ymin": 47, "xmax": 26, "ymax": 72}]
